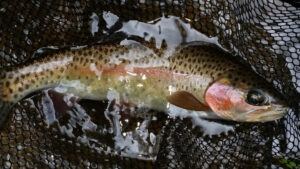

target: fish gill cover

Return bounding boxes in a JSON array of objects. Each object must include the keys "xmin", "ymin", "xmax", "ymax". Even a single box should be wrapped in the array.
[{"xmin": 0, "ymin": 0, "xmax": 299, "ymax": 169}]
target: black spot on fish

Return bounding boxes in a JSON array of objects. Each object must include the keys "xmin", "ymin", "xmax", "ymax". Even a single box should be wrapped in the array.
[
  {"xmin": 5, "ymin": 81, "xmax": 10, "ymax": 87},
  {"xmin": 18, "ymin": 87, "xmax": 23, "ymax": 92},
  {"xmin": 9, "ymin": 88, "xmax": 13, "ymax": 94},
  {"xmin": 14, "ymin": 77, "xmax": 19, "ymax": 84}
]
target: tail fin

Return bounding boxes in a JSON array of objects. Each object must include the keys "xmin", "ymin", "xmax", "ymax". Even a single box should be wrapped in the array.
[
  {"xmin": 0, "ymin": 69, "xmax": 11, "ymax": 129},
  {"xmin": 0, "ymin": 100, "xmax": 11, "ymax": 129}
]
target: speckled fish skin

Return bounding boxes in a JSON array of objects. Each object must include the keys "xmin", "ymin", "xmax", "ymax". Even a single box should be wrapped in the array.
[{"xmin": 0, "ymin": 41, "xmax": 287, "ymax": 124}]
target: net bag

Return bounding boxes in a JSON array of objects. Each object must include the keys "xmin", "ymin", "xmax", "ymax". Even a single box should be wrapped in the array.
[{"xmin": 0, "ymin": 0, "xmax": 299, "ymax": 168}]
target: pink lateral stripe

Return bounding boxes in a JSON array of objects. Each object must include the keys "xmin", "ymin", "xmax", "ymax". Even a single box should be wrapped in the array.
[{"xmin": 70, "ymin": 64, "xmax": 187, "ymax": 80}]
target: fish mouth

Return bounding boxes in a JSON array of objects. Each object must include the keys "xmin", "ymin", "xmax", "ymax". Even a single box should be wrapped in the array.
[{"xmin": 236, "ymin": 105, "xmax": 287, "ymax": 122}]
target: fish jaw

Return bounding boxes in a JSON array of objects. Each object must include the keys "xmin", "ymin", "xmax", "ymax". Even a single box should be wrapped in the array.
[
  {"xmin": 236, "ymin": 103, "xmax": 286, "ymax": 122},
  {"xmin": 204, "ymin": 78, "xmax": 287, "ymax": 122}
]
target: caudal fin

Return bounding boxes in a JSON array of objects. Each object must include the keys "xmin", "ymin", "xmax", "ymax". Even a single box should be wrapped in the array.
[
  {"xmin": 0, "ymin": 100, "xmax": 11, "ymax": 129},
  {"xmin": 0, "ymin": 70, "xmax": 11, "ymax": 129}
]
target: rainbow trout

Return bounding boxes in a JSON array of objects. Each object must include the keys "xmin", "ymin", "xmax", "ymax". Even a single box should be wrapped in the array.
[{"xmin": 0, "ymin": 41, "xmax": 287, "ymax": 127}]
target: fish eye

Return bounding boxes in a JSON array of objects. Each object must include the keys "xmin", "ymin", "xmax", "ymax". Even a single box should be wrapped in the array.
[{"xmin": 246, "ymin": 89, "xmax": 268, "ymax": 106}]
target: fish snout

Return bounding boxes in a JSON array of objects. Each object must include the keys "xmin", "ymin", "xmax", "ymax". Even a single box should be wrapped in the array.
[{"xmin": 239, "ymin": 104, "xmax": 287, "ymax": 122}]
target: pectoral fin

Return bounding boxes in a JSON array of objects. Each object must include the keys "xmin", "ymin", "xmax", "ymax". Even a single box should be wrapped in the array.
[{"xmin": 166, "ymin": 91, "xmax": 210, "ymax": 111}]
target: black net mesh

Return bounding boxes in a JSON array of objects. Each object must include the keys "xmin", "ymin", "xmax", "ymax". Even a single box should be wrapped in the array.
[{"xmin": 0, "ymin": 0, "xmax": 299, "ymax": 168}]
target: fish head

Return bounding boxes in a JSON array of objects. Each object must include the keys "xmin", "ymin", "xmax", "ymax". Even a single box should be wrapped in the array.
[{"xmin": 204, "ymin": 78, "xmax": 287, "ymax": 122}]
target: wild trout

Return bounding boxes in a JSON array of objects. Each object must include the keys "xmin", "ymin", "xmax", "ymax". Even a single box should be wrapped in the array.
[{"xmin": 0, "ymin": 40, "xmax": 287, "ymax": 127}]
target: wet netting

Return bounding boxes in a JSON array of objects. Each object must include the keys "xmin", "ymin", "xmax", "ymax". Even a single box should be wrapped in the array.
[{"xmin": 0, "ymin": 0, "xmax": 299, "ymax": 168}]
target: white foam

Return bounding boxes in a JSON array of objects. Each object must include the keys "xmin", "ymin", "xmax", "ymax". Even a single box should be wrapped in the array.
[
  {"xmin": 168, "ymin": 104, "xmax": 234, "ymax": 137},
  {"xmin": 110, "ymin": 39, "xmax": 170, "ymax": 68},
  {"xmin": 118, "ymin": 15, "xmax": 223, "ymax": 50},
  {"xmin": 106, "ymin": 88, "xmax": 120, "ymax": 102},
  {"xmin": 90, "ymin": 12, "xmax": 99, "ymax": 36},
  {"xmin": 55, "ymin": 80, "xmax": 86, "ymax": 92},
  {"xmin": 41, "ymin": 90, "xmax": 57, "ymax": 126},
  {"xmin": 89, "ymin": 63, "xmax": 102, "ymax": 80},
  {"xmin": 102, "ymin": 11, "xmax": 119, "ymax": 29}
]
